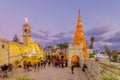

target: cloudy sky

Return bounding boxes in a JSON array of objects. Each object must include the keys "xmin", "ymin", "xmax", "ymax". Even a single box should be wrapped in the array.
[{"xmin": 0, "ymin": 0, "xmax": 120, "ymax": 51}]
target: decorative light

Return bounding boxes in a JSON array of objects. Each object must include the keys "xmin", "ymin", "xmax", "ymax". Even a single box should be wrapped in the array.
[
  {"xmin": 28, "ymin": 54, "xmax": 31, "ymax": 57},
  {"xmin": 79, "ymin": 22, "xmax": 81, "ymax": 25}
]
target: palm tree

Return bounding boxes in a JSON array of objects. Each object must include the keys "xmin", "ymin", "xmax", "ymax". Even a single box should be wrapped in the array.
[
  {"xmin": 104, "ymin": 45, "xmax": 112, "ymax": 61},
  {"xmin": 89, "ymin": 36, "xmax": 95, "ymax": 49},
  {"xmin": 63, "ymin": 42, "xmax": 69, "ymax": 50},
  {"xmin": 57, "ymin": 43, "xmax": 64, "ymax": 52},
  {"xmin": 57, "ymin": 42, "xmax": 68, "ymax": 52},
  {"xmin": 57, "ymin": 42, "xmax": 69, "ymax": 60},
  {"xmin": 63, "ymin": 42, "xmax": 68, "ymax": 60}
]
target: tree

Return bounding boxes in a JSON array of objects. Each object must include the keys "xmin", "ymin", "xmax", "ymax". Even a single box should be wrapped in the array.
[
  {"xmin": 13, "ymin": 34, "xmax": 19, "ymax": 42},
  {"xmin": 63, "ymin": 42, "xmax": 69, "ymax": 51},
  {"xmin": 112, "ymin": 50, "xmax": 118, "ymax": 62},
  {"xmin": 57, "ymin": 42, "xmax": 68, "ymax": 60},
  {"xmin": 57, "ymin": 43, "xmax": 64, "ymax": 52},
  {"xmin": 89, "ymin": 36, "xmax": 95, "ymax": 49},
  {"xmin": 57, "ymin": 42, "xmax": 68, "ymax": 52},
  {"xmin": 104, "ymin": 45, "xmax": 112, "ymax": 61},
  {"xmin": 14, "ymin": 60, "xmax": 21, "ymax": 67},
  {"xmin": 104, "ymin": 46, "xmax": 119, "ymax": 62}
]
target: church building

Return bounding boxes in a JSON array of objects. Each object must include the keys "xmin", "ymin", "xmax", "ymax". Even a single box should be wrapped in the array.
[{"xmin": 0, "ymin": 18, "xmax": 43, "ymax": 65}]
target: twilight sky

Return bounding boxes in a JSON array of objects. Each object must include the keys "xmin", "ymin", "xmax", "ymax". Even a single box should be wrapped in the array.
[{"xmin": 0, "ymin": 0, "xmax": 120, "ymax": 51}]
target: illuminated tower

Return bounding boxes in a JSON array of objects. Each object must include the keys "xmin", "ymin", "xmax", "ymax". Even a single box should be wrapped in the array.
[
  {"xmin": 23, "ymin": 18, "xmax": 31, "ymax": 45},
  {"xmin": 73, "ymin": 10, "xmax": 88, "ymax": 59}
]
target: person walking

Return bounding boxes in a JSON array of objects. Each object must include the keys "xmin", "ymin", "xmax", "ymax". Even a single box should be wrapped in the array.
[
  {"xmin": 71, "ymin": 63, "xmax": 75, "ymax": 74},
  {"xmin": 82, "ymin": 63, "xmax": 87, "ymax": 72}
]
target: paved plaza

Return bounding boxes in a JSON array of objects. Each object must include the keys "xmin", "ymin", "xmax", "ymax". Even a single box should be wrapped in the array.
[{"xmin": 2, "ymin": 67, "xmax": 88, "ymax": 80}]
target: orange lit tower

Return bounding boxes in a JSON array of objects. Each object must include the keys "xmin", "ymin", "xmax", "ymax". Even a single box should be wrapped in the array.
[{"xmin": 73, "ymin": 10, "xmax": 88, "ymax": 59}]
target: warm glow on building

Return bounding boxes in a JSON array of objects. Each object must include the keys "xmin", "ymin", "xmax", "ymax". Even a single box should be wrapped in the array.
[{"xmin": 0, "ymin": 18, "xmax": 43, "ymax": 65}]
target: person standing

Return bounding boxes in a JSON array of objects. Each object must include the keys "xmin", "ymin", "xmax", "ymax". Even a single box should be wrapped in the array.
[
  {"xmin": 37, "ymin": 62, "xmax": 40, "ymax": 72},
  {"xmin": 43, "ymin": 61, "xmax": 46, "ymax": 68},
  {"xmin": 23, "ymin": 61, "xmax": 27, "ymax": 72},
  {"xmin": 48, "ymin": 60, "xmax": 51, "ymax": 67},
  {"xmin": 33, "ymin": 62, "xmax": 37, "ymax": 72},
  {"xmin": 1, "ymin": 64, "xmax": 8, "ymax": 78}
]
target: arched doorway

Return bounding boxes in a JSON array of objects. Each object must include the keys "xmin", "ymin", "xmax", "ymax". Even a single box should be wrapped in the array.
[{"xmin": 71, "ymin": 55, "xmax": 80, "ymax": 67}]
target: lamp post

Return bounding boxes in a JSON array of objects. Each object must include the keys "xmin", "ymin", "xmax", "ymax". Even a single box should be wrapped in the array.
[{"xmin": 8, "ymin": 42, "xmax": 10, "ymax": 64}]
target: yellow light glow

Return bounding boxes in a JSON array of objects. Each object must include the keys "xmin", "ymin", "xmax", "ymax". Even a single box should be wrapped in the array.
[
  {"xmin": 28, "ymin": 54, "xmax": 31, "ymax": 57},
  {"xmin": 72, "ymin": 55, "xmax": 79, "ymax": 63},
  {"xmin": 25, "ymin": 17, "xmax": 29, "ymax": 24},
  {"xmin": 79, "ymin": 22, "xmax": 81, "ymax": 25}
]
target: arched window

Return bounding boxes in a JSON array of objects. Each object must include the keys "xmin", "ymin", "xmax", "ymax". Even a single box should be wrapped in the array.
[{"xmin": 2, "ymin": 44, "xmax": 5, "ymax": 49}]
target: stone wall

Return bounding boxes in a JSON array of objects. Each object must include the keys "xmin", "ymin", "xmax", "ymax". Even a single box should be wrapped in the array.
[
  {"xmin": 68, "ymin": 44, "xmax": 83, "ymax": 67},
  {"xmin": 85, "ymin": 58, "xmax": 120, "ymax": 80},
  {"xmin": 0, "ymin": 39, "xmax": 9, "ymax": 65}
]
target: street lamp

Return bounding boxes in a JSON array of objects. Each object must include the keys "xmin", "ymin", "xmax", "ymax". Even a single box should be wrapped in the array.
[{"xmin": 8, "ymin": 42, "xmax": 10, "ymax": 64}]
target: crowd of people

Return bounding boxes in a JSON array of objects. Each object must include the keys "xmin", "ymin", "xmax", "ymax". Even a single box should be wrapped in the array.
[
  {"xmin": 22, "ymin": 59, "xmax": 68, "ymax": 72},
  {"xmin": 0, "ymin": 63, "xmax": 13, "ymax": 78},
  {"xmin": 23, "ymin": 60, "xmax": 47, "ymax": 72},
  {"xmin": 0, "ymin": 59, "xmax": 87, "ymax": 78}
]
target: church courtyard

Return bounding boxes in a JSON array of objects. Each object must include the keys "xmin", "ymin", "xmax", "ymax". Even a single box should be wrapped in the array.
[{"xmin": 2, "ymin": 67, "xmax": 88, "ymax": 80}]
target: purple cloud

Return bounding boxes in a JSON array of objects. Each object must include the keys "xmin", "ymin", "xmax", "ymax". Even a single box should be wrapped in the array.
[
  {"xmin": 32, "ymin": 30, "xmax": 74, "ymax": 47},
  {"xmin": 104, "ymin": 32, "xmax": 120, "ymax": 43},
  {"xmin": 31, "ymin": 25, "xmax": 120, "ymax": 51},
  {"xmin": 84, "ymin": 24, "xmax": 120, "ymax": 51},
  {"xmin": 85, "ymin": 25, "xmax": 115, "ymax": 42},
  {"xmin": 51, "ymin": 32, "xmax": 66, "ymax": 38},
  {"xmin": 31, "ymin": 29, "xmax": 51, "ymax": 40}
]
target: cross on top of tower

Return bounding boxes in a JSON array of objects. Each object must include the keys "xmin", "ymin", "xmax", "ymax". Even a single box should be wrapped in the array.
[{"xmin": 25, "ymin": 17, "xmax": 29, "ymax": 24}]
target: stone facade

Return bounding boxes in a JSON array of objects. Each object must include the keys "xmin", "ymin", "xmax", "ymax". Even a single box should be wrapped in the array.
[
  {"xmin": 0, "ymin": 19, "xmax": 43, "ymax": 65},
  {"xmin": 85, "ymin": 58, "xmax": 120, "ymax": 80},
  {"xmin": 68, "ymin": 44, "xmax": 83, "ymax": 67},
  {"xmin": 0, "ymin": 38, "xmax": 9, "ymax": 65}
]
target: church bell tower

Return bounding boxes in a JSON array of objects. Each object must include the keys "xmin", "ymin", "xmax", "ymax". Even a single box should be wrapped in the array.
[{"xmin": 23, "ymin": 18, "xmax": 31, "ymax": 45}]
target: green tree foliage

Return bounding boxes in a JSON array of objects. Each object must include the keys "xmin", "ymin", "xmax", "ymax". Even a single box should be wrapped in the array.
[
  {"xmin": 57, "ymin": 42, "xmax": 68, "ymax": 51},
  {"xmin": 104, "ymin": 45, "xmax": 112, "ymax": 61},
  {"xmin": 18, "ymin": 76, "xmax": 32, "ymax": 80},
  {"xmin": 104, "ymin": 46, "xmax": 118, "ymax": 62},
  {"xmin": 112, "ymin": 50, "xmax": 118, "ymax": 62},
  {"xmin": 14, "ymin": 60, "xmax": 21, "ymax": 67},
  {"xmin": 103, "ymin": 77, "xmax": 118, "ymax": 80},
  {"xmin": 13, "ymin": 34, "xmax": 19, "ymax": 42}
]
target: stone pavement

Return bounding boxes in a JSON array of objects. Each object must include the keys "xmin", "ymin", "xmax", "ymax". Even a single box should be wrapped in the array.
[{"xmin": 1, "ymin": 67, "xmax": 88, "ymax": 80}]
